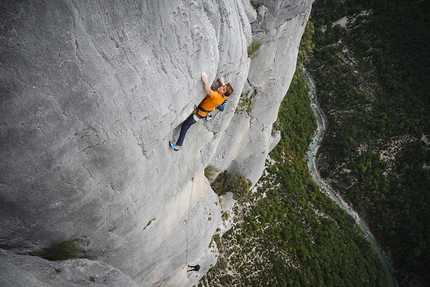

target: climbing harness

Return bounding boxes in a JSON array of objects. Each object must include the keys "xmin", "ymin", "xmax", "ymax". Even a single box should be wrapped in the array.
[
  {"xmin": 196, "ymin": 105, "xmax": 213, "ymax": 121},
  {"xmin": 185, "ymin": 119, "xmax": 201, "ymax": 266},
  {"xmin": 197, "ymin": 104, "xmax": 211, "ymax": 114}
]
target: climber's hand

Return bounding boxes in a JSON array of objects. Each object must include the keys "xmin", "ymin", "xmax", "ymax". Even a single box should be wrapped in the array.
[
  {"xmin": 217, "ymin": 77, "xmax": 225, "ymax": 85},
  {"xmin": 201, "ymin": 72, "xmax": 208, "ymax": 83},
  {"xmin": 201, "ymin": 72, "xmax": 213, "ymax": 96}
]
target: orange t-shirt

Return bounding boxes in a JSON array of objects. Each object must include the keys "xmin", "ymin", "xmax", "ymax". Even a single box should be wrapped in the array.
[{"xmin": 196, "ymin": 91, "xmax": 227, "ymax": 117}]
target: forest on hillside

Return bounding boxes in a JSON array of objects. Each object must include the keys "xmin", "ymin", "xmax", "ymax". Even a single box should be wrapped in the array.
[
  {"xmin": 307, "ymin": 0, "xmax": 430, "ymax": 286},
  {"xmin": 200, "ymin": 14, "xmax": 390, "ymax": 281},
  {"xmin": 201, "ymin": 69, "xmax": 388, "ymax": 287},
  {"xmin": 201, "ymin": 0, "xmax": 429, "ymax": 286}
]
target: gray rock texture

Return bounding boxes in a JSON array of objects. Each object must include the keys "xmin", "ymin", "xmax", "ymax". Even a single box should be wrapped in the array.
[
  {"xmin": 0, "ymin": 0, "xmax": 312, "ymax": 286},
  {"xmin": 0, "ymin": 249, "xmax": 139, "ymax": 287}
]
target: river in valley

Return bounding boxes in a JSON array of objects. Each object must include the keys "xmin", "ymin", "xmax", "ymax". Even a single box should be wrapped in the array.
[{"xmin": 304, "ymin": 70, "xmax": 396, "ymax": 287}]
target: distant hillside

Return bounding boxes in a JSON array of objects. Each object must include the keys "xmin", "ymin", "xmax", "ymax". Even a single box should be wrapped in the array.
[{"xmin": 308, "ymin": 0, "xmax": 430, "ymax": 286}]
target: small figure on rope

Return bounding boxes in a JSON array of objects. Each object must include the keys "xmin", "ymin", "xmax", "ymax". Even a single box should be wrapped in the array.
[
  {"xmin": 187, "ymin": 264, "xmax": 201, "ymax": 272},
  {"xmin": 170, "ymin": 72, "xmax": 234, "ymax": 151}
]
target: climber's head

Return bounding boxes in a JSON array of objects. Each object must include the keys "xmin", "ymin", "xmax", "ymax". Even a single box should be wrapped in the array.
[{"xmin": 218, "ymin": 83, "xmax": 234, "ymax": 97}]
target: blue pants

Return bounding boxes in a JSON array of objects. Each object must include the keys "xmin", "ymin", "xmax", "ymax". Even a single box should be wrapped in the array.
[{"xmin": 176, "ymin": 114, "xmax": 201, "ymax": 146}]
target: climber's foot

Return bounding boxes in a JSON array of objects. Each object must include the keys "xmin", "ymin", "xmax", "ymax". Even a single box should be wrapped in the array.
[{"xmin": 170, "ymin": 141, "xmax": 180, "ymax": 151}]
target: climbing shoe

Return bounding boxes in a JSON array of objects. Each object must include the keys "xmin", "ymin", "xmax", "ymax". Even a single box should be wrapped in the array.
[{"xmin": 170, "ymin": 141, "xmax": 180, "ymax": 151}]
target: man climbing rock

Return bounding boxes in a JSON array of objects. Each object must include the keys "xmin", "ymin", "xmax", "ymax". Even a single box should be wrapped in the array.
[
  {"xmin": 187, "ymin": 264, "xmax": 201, "ymax": 272},
  {"xmin": 170, "ymin": 72, "xmax": 234, "ymax": 151}
]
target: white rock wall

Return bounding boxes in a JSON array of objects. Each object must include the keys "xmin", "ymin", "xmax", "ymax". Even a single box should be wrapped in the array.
[{"xmin": 0, "ymin": 0, "xmax": 312, "ymax": 286}]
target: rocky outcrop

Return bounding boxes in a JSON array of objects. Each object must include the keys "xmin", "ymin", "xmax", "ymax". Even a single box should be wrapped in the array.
[{"xmin": 0, "ymin": 0, "xmax": 312, "ymax": 286}]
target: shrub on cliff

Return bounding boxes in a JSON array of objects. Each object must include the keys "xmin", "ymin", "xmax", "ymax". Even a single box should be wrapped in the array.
[
  {"xmin": 210, "ymin": 170, "xmax": 252, "ymax": 201},
  {"xmin": 42, "ymin": 237, "xmax": 83, "ymax": 261}
]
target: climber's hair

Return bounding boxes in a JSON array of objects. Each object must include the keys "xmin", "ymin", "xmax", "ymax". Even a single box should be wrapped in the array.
[{"xmin": 224, "ymin": 83, "xmax": 234, "ymax": 97}]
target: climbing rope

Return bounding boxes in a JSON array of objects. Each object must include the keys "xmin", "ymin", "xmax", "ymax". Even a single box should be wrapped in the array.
[{"xmin": 185, "ymin": 119, "xmax": 201, "ymax": 266}]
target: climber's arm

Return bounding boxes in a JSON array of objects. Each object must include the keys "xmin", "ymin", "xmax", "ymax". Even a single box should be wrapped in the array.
[
  {"xmin": 201, "ymin": 72, "xmax": 214, "ymax": 97},
  {"xmin": 216, "ymin": 100, "xmax": 228, "ymax": 111}
]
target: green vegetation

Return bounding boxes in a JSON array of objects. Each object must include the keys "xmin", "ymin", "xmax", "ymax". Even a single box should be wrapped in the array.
[
  {"xmin": 236, "ymin": 91, "xmax": 254, "ymax": 114},
  {"xmin": 204, "ymin": 1, "xmax": 429, "ymax": 285},
  {"xmin": 210, "ymin": 170, "xmax": 231, "ymax": 196},
  {"xmin": 222, "ymin": 211, "xmax": 229, "ymax": 221},
  {"xmin": 144, "ymin": 218, "xmax": 156, "ymax": 230},
  {"xmin": 308, "ymin": 0, "xmax": 430, "ymax": 286},
  {"xmin": 210, "ymin": 170, "xmax": 252, "ymax": 202},
  {"xmin": 42, "ymin": 237, "xmax": 83, "ymax": 261},
  {"xmin": 204, "ymin": 165, "xmax": 221, "ymax": 183},
  {"xmin": 297, "ymin": 19, "xmax": 315, "ymax": 68},
  {"xmin": 248, "ymin": 39, "xmax": 262, "ymax": 59},
  {"xmin": 212, "ymin": 234, "xmax": 222, "ymax": 249},
  {"xmin": 203, "ymin": 70, "xmax": 388, "ymax": 286}
]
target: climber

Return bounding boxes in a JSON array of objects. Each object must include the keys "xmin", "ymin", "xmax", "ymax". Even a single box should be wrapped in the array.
[
  {"xmin": 187, "ymin": 264, "xmax": 201, "ymax": 272},
  {"xmin": 170, "ymin": 72, "xmax": 234, "ymax": 151}
]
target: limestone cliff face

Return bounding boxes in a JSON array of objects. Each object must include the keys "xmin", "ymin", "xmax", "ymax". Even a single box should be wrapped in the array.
[{"xmin": 0, "ymin": 0, "xmax": 312, "ymax": 286}]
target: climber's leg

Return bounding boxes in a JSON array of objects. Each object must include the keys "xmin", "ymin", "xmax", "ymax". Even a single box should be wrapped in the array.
[{"xmin": 176, "ymin": 114, "xmax": 199, "ymax": 147}]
